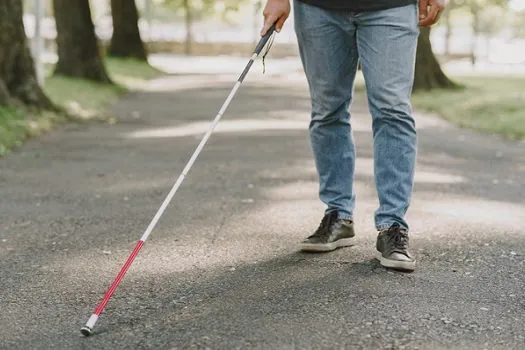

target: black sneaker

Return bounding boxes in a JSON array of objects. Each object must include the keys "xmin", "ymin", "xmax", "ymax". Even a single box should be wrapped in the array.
[
  {"xmin": 376, "ymin": 223, "xmax": 416, "ymax": 271},
  {"xmin": 299, "ymin": 211, "xmax": 355, "ymax": 252}
]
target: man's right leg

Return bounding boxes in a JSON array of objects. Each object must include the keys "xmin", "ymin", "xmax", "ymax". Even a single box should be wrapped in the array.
[{"xmin": 294, "ymin": 1, "xmax": 359, "ymax": 252}]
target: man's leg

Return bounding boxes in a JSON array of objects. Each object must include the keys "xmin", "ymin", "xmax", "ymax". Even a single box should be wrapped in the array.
[
  {"xmin": 356, "ymin": 4, "xmax": 419, "ymax": 270},
  {"xmin": 294, "ymin": 0, "xmax": 360, "ymax": 252}
]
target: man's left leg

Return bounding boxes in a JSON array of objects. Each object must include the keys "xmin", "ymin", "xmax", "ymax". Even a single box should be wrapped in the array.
[{"xmin": 356, "ymin": 4, "xmax": 419, "ymax": 271}]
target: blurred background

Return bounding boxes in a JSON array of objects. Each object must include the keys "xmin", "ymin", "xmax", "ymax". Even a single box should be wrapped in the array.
[
  {"xmin": 1, "ymin": 0, "xmax": 524, "ymax": 155},
  {"xmin": 22, "ymin": 0, "xmax": 525, "ymax": 71}
]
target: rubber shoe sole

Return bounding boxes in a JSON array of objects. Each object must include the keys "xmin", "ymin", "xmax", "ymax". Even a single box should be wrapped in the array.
[
  {"xmin": 378, "ymin": 255, "xmax": 416, "ymax": 272},
  {"xmin": 299, "ymin": 238, "xmax": 354, "ymax": 252}
]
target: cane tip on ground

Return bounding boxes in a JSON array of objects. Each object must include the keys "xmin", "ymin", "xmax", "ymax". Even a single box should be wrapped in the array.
[{"xmin": 80, "ymin": 326, "xmax": 93, "ymax": 337}]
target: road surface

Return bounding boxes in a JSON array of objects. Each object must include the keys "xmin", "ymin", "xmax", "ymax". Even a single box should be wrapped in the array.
[{"xmin": 1, "ymin": 70, "xmax": 525, "ymax": 349}]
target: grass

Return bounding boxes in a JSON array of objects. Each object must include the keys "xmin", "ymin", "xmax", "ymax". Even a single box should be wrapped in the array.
[
  {"xmin": 0, "ymin": 108, "xmax": 32, "ymax": 154},
  {"xmin": 0, "ymin": 57, "xmax": 163, "ymax": 156},
  {"xmin": 0, "ymin": 106, "xmax": 68, "ymax": 156},
  {"xmin": 44, "ymin": 57, "xmax": 163, "ymax": 119},
  {"xmin": 411, "ymin": 75, "xmax": 525, "ymax": 141}
]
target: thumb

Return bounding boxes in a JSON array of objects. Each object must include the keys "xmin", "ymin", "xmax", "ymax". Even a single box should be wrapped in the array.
[{"xmin": 419, "ymin": 0, "xmax": 429, "ymax": 21}]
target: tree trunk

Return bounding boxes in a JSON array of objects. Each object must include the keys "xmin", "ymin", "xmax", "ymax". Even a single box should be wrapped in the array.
[
  {"xmin": 52, "ymin": 0, "xmax": 112, "ymax": 83},
  {"xmin": 109, "ymin": 0, "xmax": 147, "ymax": 60},
  {"xmin": 0, "ymin": 0, "xmax": 55, "ymax": 109},
  {"xmin": 413, "ymin": 27, "xmax": 457, "ymax": 91},
  {"xmin": 470, "ymin": 10, "xmax": 479, "ymax": 67},
  {"xmin": 253, "ymin": 0, "xmax": 262, "ymax": 46},
  {"xmin": 443, "ymin": 7, "xmax": 452, "ymax": 55},
  {"xmin": 183, "ymin": 0, "xmax": 192, "ymax": 55}
]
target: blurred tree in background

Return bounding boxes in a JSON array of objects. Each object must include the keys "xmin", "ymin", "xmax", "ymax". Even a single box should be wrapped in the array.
[
  {"xmin": 53, "ymin": 0, "xmax": 112, "ymax": 83},
  {"xmin": 0, "ymin": 0, "xmax": 55, "ymax": 109},
  {"xmin": 109, "ymin": 0, "xmax": 148, "ymax": 60},
  {"xmin": 451, "ymin": 0, "xmax": 509, "ymax": 65},
  {"xmin": 477, "ymin": 5, "xmax": 506, "ymax": 56},
  {"xmin": 16, "ymin": 0, "xmax": 523, "ymax": 91},
  {"xmin": 414, "ymin": 27, "xmax": 457, "ymax": 91},
  {"xmin": 466, "ymin": 0, "xmax": 508, "ymax": 65},
  {"xmin": 441, "ymin": 0, "xmax": 463, "ymax": 55},
  {"xmin": 413, "ymin": 0, "xmax": 510, "ymax": 90},
  {"xmin": 161, "ymin": 0, "xmax": 250, "ymax": 54},
  {"xmin": 511, "ymin": 10, "xmax": 525, "ymax": 38}
]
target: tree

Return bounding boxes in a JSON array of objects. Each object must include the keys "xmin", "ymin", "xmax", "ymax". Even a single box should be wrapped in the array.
[
  {"xmin": 253, "ymin": 0, "xmax": 263, "ymax": 45},
  {"xmin": 183, "ymin": 0, "xmax": 192, "ymax": 54},
  {"xmin": 455, "ymin": 0, "xmax": 508, "ymax": 65},
  {"xmin": 477, "ymin": 6, "xmax": 506, "ymax": 56},
  {"xmin": 52, "ymin": 0, "xmax": 112, "ymax": 83},
  {"xmin": 0, "ymin": 0, "xmax": 55, "ymax": 109},
  {"xmin": 109, "ymin": 0, "xmax": 148, "ymax": 60},
  {"xmin": 441, "ymin": 0, "xmax": 462, "ymax": 55},
  {"xmin": 511, "ymin": 10, "xmax": 525, "ymax": 38},
  {"xmin": 162, "ymin": 0, "xmax": 250, "ymax": 54},
  {"xmin": 413, "ymin": 27, "xmax": 457, "ymax": 91}
]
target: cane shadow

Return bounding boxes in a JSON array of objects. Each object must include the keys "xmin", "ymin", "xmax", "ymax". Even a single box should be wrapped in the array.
[{"xmin": 90, "ymin": 247, "xmax": 406, "ymax": 338}]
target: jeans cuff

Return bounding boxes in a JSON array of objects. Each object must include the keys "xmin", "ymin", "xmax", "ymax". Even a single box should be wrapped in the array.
[
  {"xmin": 325, "ymin": 209, "xmax": 354, "ymax": 221},
  {"xmin": 328, "ymin": 210, "xmax": 353, "ymax": 221},
  {"xmin": 376, "ymin": 222, "xmax": 408, "ymax": 231}
]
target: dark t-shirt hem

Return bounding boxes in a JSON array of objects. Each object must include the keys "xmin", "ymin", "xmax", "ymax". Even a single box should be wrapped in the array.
[{"xmin": 297, "ymin": 0, "xmax": 417, "ymax": 12}]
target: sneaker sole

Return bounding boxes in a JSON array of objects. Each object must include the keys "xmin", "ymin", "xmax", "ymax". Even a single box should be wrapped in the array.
[
  {"xmin": 299, "ymin": 238, "xmax": 354, "ymax": 253},
  {"xmin": 378, "ymin": 255, "xmax": 416, "ymax": 272}
]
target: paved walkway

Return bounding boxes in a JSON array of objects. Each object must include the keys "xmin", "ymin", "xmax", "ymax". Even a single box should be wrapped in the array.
[{"xmin": 1, "ymin": 69, "xmax": 525, "ymax": 349}]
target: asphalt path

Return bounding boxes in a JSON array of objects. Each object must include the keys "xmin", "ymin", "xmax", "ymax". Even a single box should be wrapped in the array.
[{"xmin": 1, "ymin": 71, "xmax": 525, "ymax": 349}]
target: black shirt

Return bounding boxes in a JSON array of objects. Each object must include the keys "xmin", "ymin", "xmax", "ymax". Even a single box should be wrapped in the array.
[{"xmin": 297, "ymin": 0, "xmax": 417, "ymax": 12}]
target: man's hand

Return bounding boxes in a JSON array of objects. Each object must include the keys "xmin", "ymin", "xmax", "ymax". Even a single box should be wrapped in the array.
[
  {"xmin": 260, "ymin": 0, "xmax": 290, "ymax": 36},
  {"xmin": 419, "ymin": 0, "xmax": 446, "ymax": 27}
]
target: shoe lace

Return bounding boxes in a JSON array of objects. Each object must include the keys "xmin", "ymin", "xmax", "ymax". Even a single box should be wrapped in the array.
[
  {"xmin": 387, "ymin": 225, "xmax": 409, "ymax": 251},
  {"xmin": 309, "ymin": 212, "xmax": 338, "ymax": 238}
]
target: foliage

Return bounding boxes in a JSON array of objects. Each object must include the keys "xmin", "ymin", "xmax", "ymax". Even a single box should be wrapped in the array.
[
  {"xmin": 511, "ymin": 10, "xmax": 525, "ymax": 38},
  {"xmin": 477, "ymin": 5, "xmax": 507, "ymax": 35},
  {"xmin": 0, "ymin": 107, "xmax": 52, "ymax": 156},
  {"xmin": 449, "ymin": 0, "xmax": 509, "ymax": 34},
  {"xmin": 161, "ymin": 0, "xmax": 250, "ymax": 21},
  {"xmin": 453, "ymin": 0, "xmax": 508, "ymax": 12},
  {"xmin": 45, "ymin": 57, "xmax": 161, "ymax": 118}
]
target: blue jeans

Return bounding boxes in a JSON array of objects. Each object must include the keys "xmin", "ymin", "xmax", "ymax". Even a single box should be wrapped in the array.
[{"xmin": 294, "ymin": 1, "xmax": 419, "ymax": 230}]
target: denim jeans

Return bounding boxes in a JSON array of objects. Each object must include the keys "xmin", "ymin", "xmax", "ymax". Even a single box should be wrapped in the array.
[{"xmin": 294, "ymin": 1, "xmax": 419, "ymax": 230}]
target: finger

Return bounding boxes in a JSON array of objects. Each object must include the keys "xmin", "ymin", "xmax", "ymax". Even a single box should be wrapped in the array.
[
  {"xmin": 418, "ymin": 0, "xmax": 428, "ymax": 23},
  {"xmin": 434, "ymin": 9, "xmax": 443, "ymax": 23},
  {"xmin": 260, "ymin": 16, "xmax": 278, "ymax": 36},
  {"xmin": 275, "ymin": 14, "xmax": 288, "ymax": 32},
  {"xmin": 419, "ymin": 4, "xmax": 440, "ymax": 26}
]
